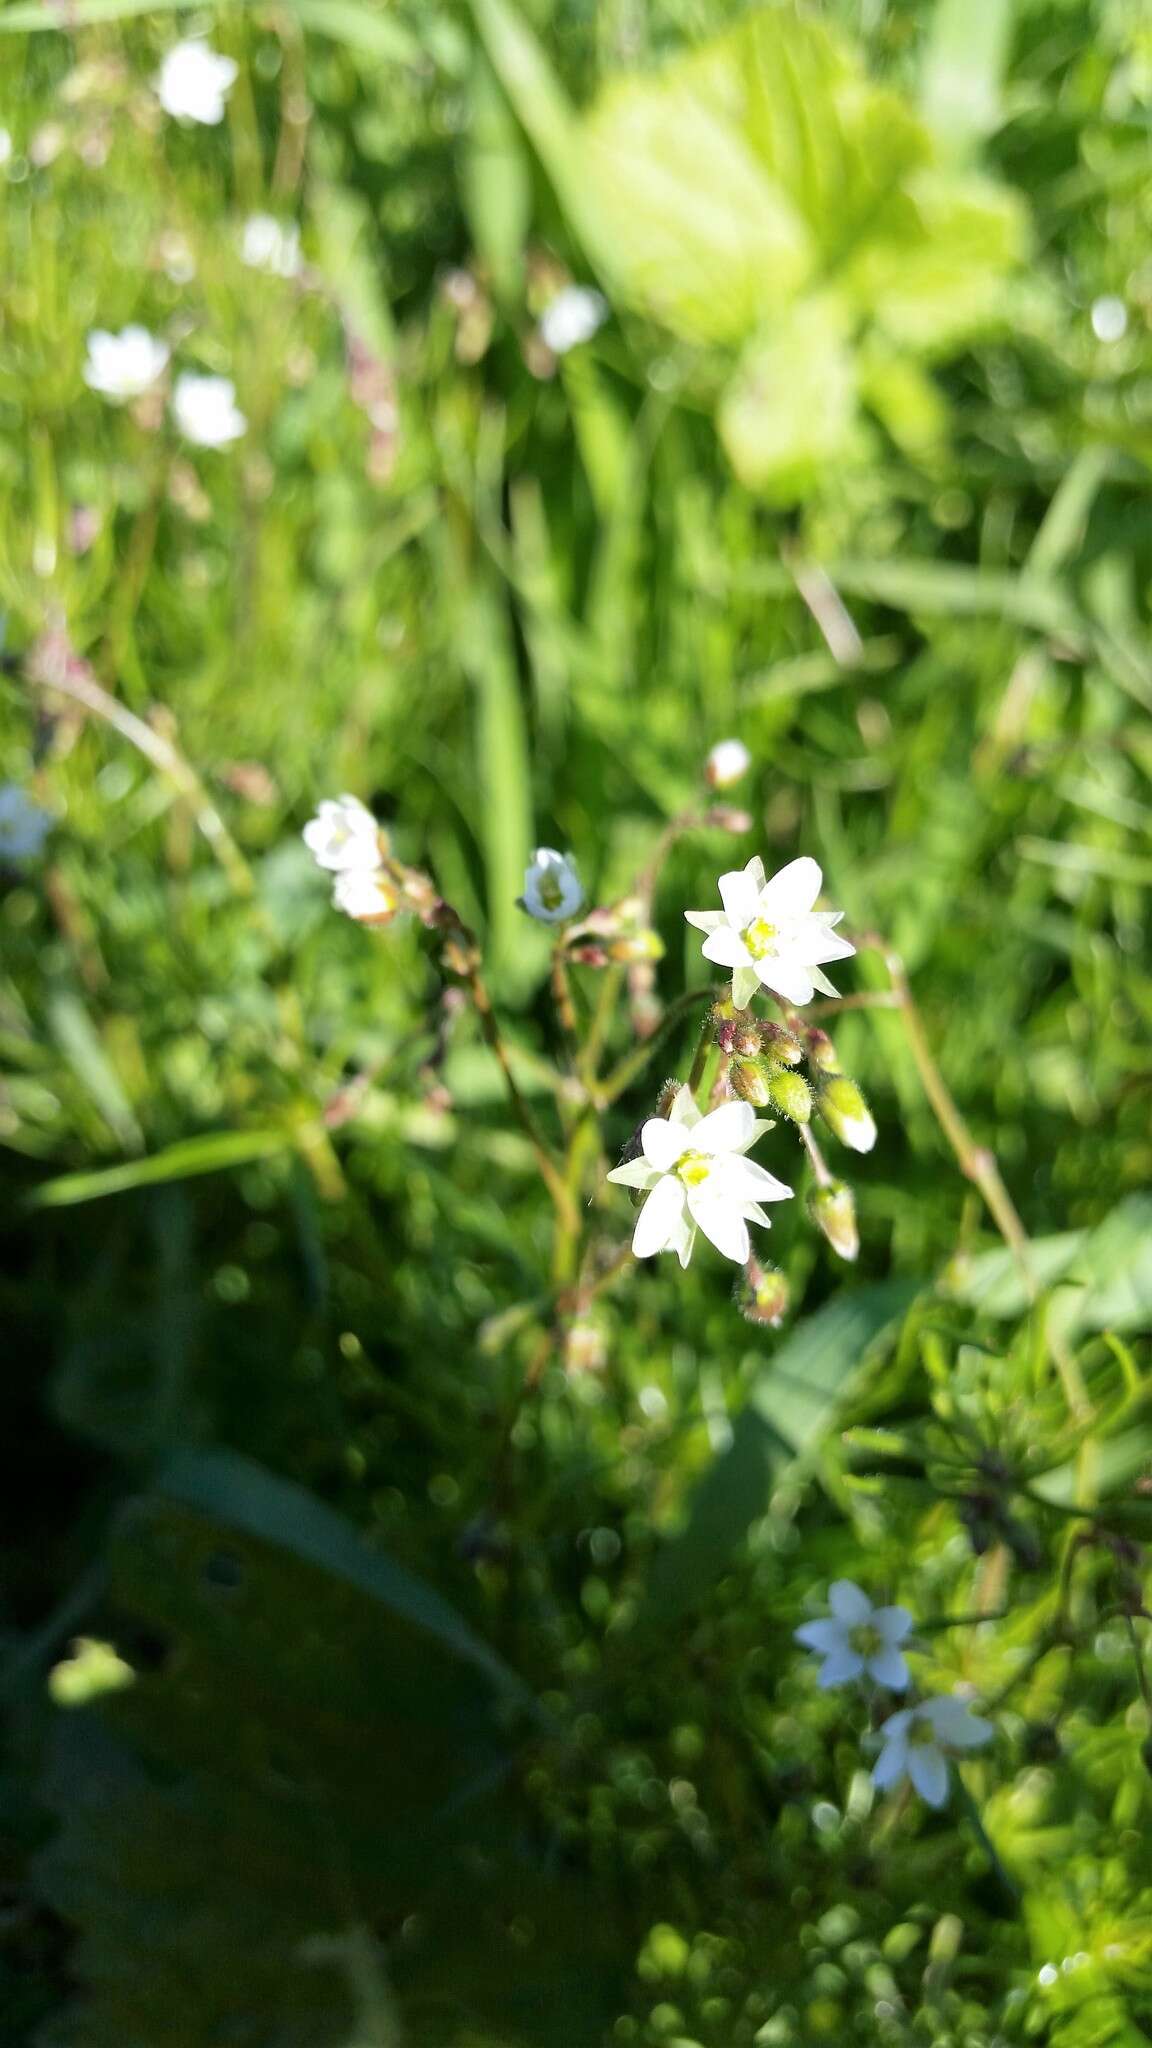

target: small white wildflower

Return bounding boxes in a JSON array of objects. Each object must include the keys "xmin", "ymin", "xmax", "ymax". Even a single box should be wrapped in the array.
[
  {"xmin": 156, "ymin": 39, "xmax": 237, "ymax": 126},
  {"xmin": 332, "ymin": 868, "xmax": 397, "ymax": 925},
  {"xmin": 241, "ymin": 213, "xmax": 302, "ymax": 278},
  {"xmin": 685, "ymin": 854, "xmax": 855, "ymax": 1011},
  {"xmin": 606, "ymin": 1086, "xmax": 791, "ymax": 1268},
  {"xmin": 872, "ymin": 1694, "xmax": 994, "ymax": 1809},
  {"xmin": 794, "ymin": 1580, "xmax": 912, "ymax": 1691},
  {"xmin": 83, "ymin": 325, "xmax": 170, "ymax": 402},
  {"xmin": 0, "ymin": 784, "xmax": 53, "ymax": 861},
  {"xmin": 539, "ymin": 285, "xmax": 608, "ymax": 356},
  {"xmin": 171, "ymin": 373, "xmax": 246, "ymax": 448},
  {"xmin": 705, "ymin": 738, "xmax": 752, "ymax": 790},
  {"xmin": 302, "ymin": 794, "xmax": 382, "ymax": 873},
  {"xmin": 1091, "ymin": 295, "xmax": 1127, "ymax": 343},
  {"xmin": 521, "ymin": 847, "xmax": 584, "ymax": 924},
  {"xmin": 0, "ymin": 129, "xmax": 12, "ymax": 167}
]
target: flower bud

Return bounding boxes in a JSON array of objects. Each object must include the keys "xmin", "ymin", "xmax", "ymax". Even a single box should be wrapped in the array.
[
  {"xmin": 803, "ymin": 1026, "xmax": 839, "ymax": 1074},
  {"xmin": 569, "ymin": 942, "xmax": 610, "ymax": 967},
  {"xmin": 815, "ymin": 1074, "xmax": 877, "ymax": 1153},
  {"xmin": 730, "ymin": 1057, "xmax": 773, "ymax": 1108},
  {"xmin": 564, "ymin": 1317, "xmax": 608, "ymax": 1374},
  {"xmin": 704, "ymin": 804, "xmax": 753, "ymax": 835},
  {"xmin": 735, "ymin": 1255, "xmax": 790, "ymax": 1327},
  {"xmin": 704, "ymin": 738, "xmax": 752, "ymax": 790},
  {"xmin": 761, "ymin": 1020, "xmax": 803, "ymax": 1067},
  {"xmin": 767, "ymin": 1069, "xmax": 812, "ymax": 1125},
  {"xmin": 807, "ymin": 1180, "xmax": 858, "ymax": 1262},
  {"xmin": 607, "ymin": 928, "xmax": 665, "ymax": 965}
]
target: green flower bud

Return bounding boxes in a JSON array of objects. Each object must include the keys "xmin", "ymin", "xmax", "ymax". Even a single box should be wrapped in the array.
[
  {"xmin": 761, "ymin": 1020, "xmax": 803, "ymax": 1067},
  {"xmin": 735, "ymin": 1256, "xmax": 790, "ymax": 1328},
  {"xmin": 815, "ymin": 1073, "xmax": 877, "ymax": 1153},
  {"xmin": 768, "ymin": 1068, "xmax": 813, "ymax": 1125},
  {"xmin": 731, "ymin": 1057, "xmax": 773, "ymax": 1108},
  {"xmin": 803, "ymin": 1026, "xmax": 839, "ymax": 1074},
  {"xmin": 807, "ymin": 1180, "xmax": 859, "ymax": 1262}
]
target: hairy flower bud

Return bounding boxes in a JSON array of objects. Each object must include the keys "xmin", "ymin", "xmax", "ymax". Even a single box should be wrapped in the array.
[
  {"xmin": 807, "ymin": 1180, "xmax": 859, "ymax": 1262},
  {"xmin": 815, "ymin": 1073, "xmax": 877, "ymax": 1153},
  {"xmin": 731, "ymin": 1057, "xmax": 773, "ymax": 1108},
  {"xmin": 735, "ymin": 1255, "xmax": 790, "ymax": 1327},
  {"xmin": 767, "ymin": 1068, "xmax": 812, "ymax": 1125},
  {"xmin": 803, "ymin": 1026, "xmax": 839, "ymax": 1074},
  {"xmin": 761, "ymin": 1020, "xmax": 803, "ymax": 1067}
]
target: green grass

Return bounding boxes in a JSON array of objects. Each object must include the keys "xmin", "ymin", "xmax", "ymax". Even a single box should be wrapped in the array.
[{"xmin": 2, "ymin": 1, "xmax": 1152, "ymax": 2043}]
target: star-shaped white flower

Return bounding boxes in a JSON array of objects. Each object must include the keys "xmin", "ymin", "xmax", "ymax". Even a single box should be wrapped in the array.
[
  {"xmin": 606, "ymin": 1086, "xmax": 792, "ymax": 1267},
  {"xmin": 685, "ymin": 855, "xmax": 855, "ymax": 1010},
  {"xmin": 83, "ymin": 325, "xmax": 170, "ymax": 402},
  {"xmin": 332, "ymin": 869, "xmax": 397, "ymax": 925},
  {"xmin": 0, "ymin": 784, "xmax": 52, "ymax": 861},
  {"xmin": 794, "ymin": 1580, "xmax": 912, "ymax": 1691},
  {"xmin": 171, "ymin": 373, "xmax": 246, "ymax": 448},
  {"xmin": 241, "ymin": 213, "xmax": 302, "ymax": 278},
  {"xmin": 521, "ymin": 847, "xmax": 584, "ymax": 924},
  {"xmin": 156, "ymin": 39, "xmax": 238, "ymax": 125},
  {"xmin": 302, "ymin": 795, "xmax": 382, "ymax": 873},
  {"xmin": 539, "ymin": 285, "xmax": 608, "ymax": 355},
  {"xmin": 872, "ymin": 1694, "xmax": 994, "ymax": 1809}
]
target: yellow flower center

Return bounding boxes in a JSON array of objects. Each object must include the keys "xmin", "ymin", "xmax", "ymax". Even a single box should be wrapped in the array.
[
  {"xmin": 744, "ymin": 917, "xmax": 779, "ymax": 960},
  {"xmin": 849, "ymin": 1622, "xmax": 883, "ymax": 1657},
  {"xmin": 676, "ymin": 1149, "xmax": 714, "ymax": 1188}
]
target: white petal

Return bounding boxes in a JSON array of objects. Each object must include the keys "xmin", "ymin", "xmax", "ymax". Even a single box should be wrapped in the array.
[
  {"xmin": 632, "ymin": 1175, "xmax": 686, "ymax": 1258},
  {"xmin": 907, "ymin": 1744, "xmax": 949, "ymax": 1807},
  {"xmin": 740, "ymin": 1203, "xmax": 774, "ymax": 1228},
  {"xmin": 684, "ymin": 909, "xmax": 724, "ymax": 933},
  {"xmin": 605, "ymin": 1158, "xmax": 657, "ymax": 1190},
  {"xmin": 879, "ymin": 1709, "xmax": 912, "ymax": 1743},
  {"xmin": 760, "ymin": 855, "xmax": 823, "ymax": 919},
  {"xmin": 731, "ymin": 965, "xmax": 760, "ymax": 1011},
  {"xmin": 757, "ymin": 957, "xmax": 816, "ymax": 1006},
  {"xmin": 874, "ymin": 1606, "xmax": 914, "ymax": 1645},
  {"xmin": 718, "ymin": 863, "xmax": 762, "ymax": 928},
  {"xmin": 817, "ymin": 1648, "xmax": 865, "ymax": 1689},
  {"xmin": 809, "ymin": 966, "xmax": 842, "ymax": 999},
  {"xmin": 787, "ymin": 923, "xmax": 858, "ymax": 967},
  {"xmin": 640, "ymin": 1118, "xmax": 693, "ymax": 1172},
  {"xmin": 793, "ymin": 1619, "xmax": 848, "ymax": 1655},
  {"xmin": 686, "ymin": 1193, "xmax": 749, "ymax": 1264},
  {"xmin": 692, "ymin": 1100, "xmax": 757, "ymax": 1155},
  {"xmin": 925, "ymin": 1697, "xmax": 994, "ymax": 1749},
  {"xmin": 871, "ymin": 1736, "xmax": 908, "ymax": 1792},
  {"xmin": 716, "ymin": 1155, "xmax": 793, "ymax": 1203},
  {"xmin": 667, "ymin": 1086, "xmax": 701, "ymax": 1128},
  {"xmin": 867, "ymin": 1646, "xmax": 910, "ymax": 1692},
  {"xmin": 701, "ymin": 927, "xmax": 752, "ymax": 969},
  {"xmin": 828, "ymin": 1580, "xmax": 872, "ymax": 1625},
  {"xmin": 673, "ymin": 1216, "xmax": 697, "ymax": 1269}
]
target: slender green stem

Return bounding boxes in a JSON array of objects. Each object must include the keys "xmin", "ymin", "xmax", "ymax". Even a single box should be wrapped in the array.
[{"xmin": 599, "ymin": 987, "xmax": 715, "ymax": 1106}]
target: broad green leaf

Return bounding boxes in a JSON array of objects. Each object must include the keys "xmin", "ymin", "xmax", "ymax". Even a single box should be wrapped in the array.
[
  {"xmin": 638, "ymin": 1280, "xmax": 917, "ymax": 1628},
  {"xmin": 718, "ymin": 296, "xmax": 859, "ymax": 496},
  {"xmin": 844, "ymin": 169, "xmax": 1026, "ymax": 353},
  {"xmin": 948, "ymin": 1197, "xmax": 1152, "ymax": 1335},
  {"xmin": 28, "ymin": 1128, "xmax": 292, "ymax": 1208}
]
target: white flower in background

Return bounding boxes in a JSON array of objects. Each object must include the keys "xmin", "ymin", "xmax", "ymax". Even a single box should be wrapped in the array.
[
  {"xmin": 705, "ymin": 738, "xmax": 752, "ymax": 790},
  {"xmin": 83, "ymin": 325, "xmax": 170, "ymax": 402},
  {"xmin": 332, "ymin": 868, "xmax": 397, "ymax": 925},
  {"xmin": 539, "ymin": 285, "xmax": 608, "ymax": 356},
  {"xmin": 521, "ymin": 846, "xmax": 584, "ymax": 923},
  {"xmin": 685, "ymin": 854, "xmax": 855, "ymax": 1010},
  {"xmin": 794, "ymin": 1580, "xmax": 912, "ymax": 1691},
  {"xmin": 241, "ymin": 213, "xmax": 302, "ymax": 278},
  {"xmin": 171, "ymin": 373, "xmax": 246, "ymax": 448},
  {"xmin": 1090, "ymin": 295, "xmax": 1127, "ymax": 343},
  {"xmin": 872, "ymin": 1694, "xmax": 995, "ymax": 1809},
  {"xmin": 0, "ymin": 784, "xmax": 53, "ymax": 861},
  {"xmin": 302, "ymin": 794, "xmax": 382, "ymax": 873},
  {"xmin": 156, "ymin": 39, "xmax": 237, "ymax": 126},
  {"xmin": 0, "ymin": 129, "xmax": 12, "ymax": 167},
  {"xmin": 607, "ymin": 1086, "xmax": 791, "ymax": 1267}
]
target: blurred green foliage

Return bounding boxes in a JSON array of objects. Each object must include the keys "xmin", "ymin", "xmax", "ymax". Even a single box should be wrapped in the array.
[{"xmin": 2, "ymin": 0, "xmax": 1152, "ymax": 2042}]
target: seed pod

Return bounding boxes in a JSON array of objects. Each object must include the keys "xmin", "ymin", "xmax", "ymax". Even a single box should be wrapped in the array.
[
  {"xmin": 735, "ymin": 1256, "xmax": 790, "ymax": 1328},
  {"xmin": 815, "ymin": 1073, "xmax": 877, "ymax": 1153},
  {"xmin": 807, "ymin": 1180, "xmax": 859, "ymax": 1262}
]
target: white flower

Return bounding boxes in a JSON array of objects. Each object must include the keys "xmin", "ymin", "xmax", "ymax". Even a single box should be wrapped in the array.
[
  {"xmin": 241, "ymin": 213, "xmax": 302, "ymax": 278},
  {"xmin": 0, "ymin": 784, "xmax": 53, "ymax": 861},
  {"xmin": 521, "ymin": 847, "xmax": 584, "ymax": 923},
  {"xmin": 171, "ymin": 373, "xmax": 246, "ymax": 448},
  {"xmin": 83, "ymin": 325, "xmax": 170, "ymax": 402},
  {"xmin": 794, "ymin": 1580, "xmax": 912, "ymax": 1691},
  {"xmin": 606, "ymin": 1086, "xmax": 791, "ymax": 1267},
  {"xmin": 539, "ymin": 285, "xmax": 608, "ymax": 355},
  {"xmin": 156, "ymin": 39, "xmax": 237, "ymax": 126},
  {"xmin": 302, "ymin": 794, "xmax": 382, "ymax": 873},
  {"xmin": 706, "ymin": 738, "xmax": 752, "ymax": 790},
  {"xmin": 872, "ymin": 1694, "xmax": 995, "ymax": 1809},
  {"xmin": 685, "ymin": 854, "xmax": 855, "ymax": 1011},
  {"xmin": 332, "ymin": 868, "xmax": 397, "ymax": 925},
  {"xmin": 0, "ymin": 129, "xmax": 12, "ymax": 167}
]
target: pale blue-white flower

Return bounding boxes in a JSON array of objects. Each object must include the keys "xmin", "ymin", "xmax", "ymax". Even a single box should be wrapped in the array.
[
  {"xmin": 520, "ymin": 847, "xmax": 583, "ymax": 923},
  {"xmin": 0, "ymin": 784, "xmax": 52, "ymax": 861},
  {"xmin": 794, "ymin": 1580, "xmax": 911, "ymax": 1690},
  {"xmin": 685, "ymin": 854, "xmax": 855, "ymax": 1010},
  {"xmin": 872, "ymin": 1694, "xmax": 994, "ymax": 1808}
]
